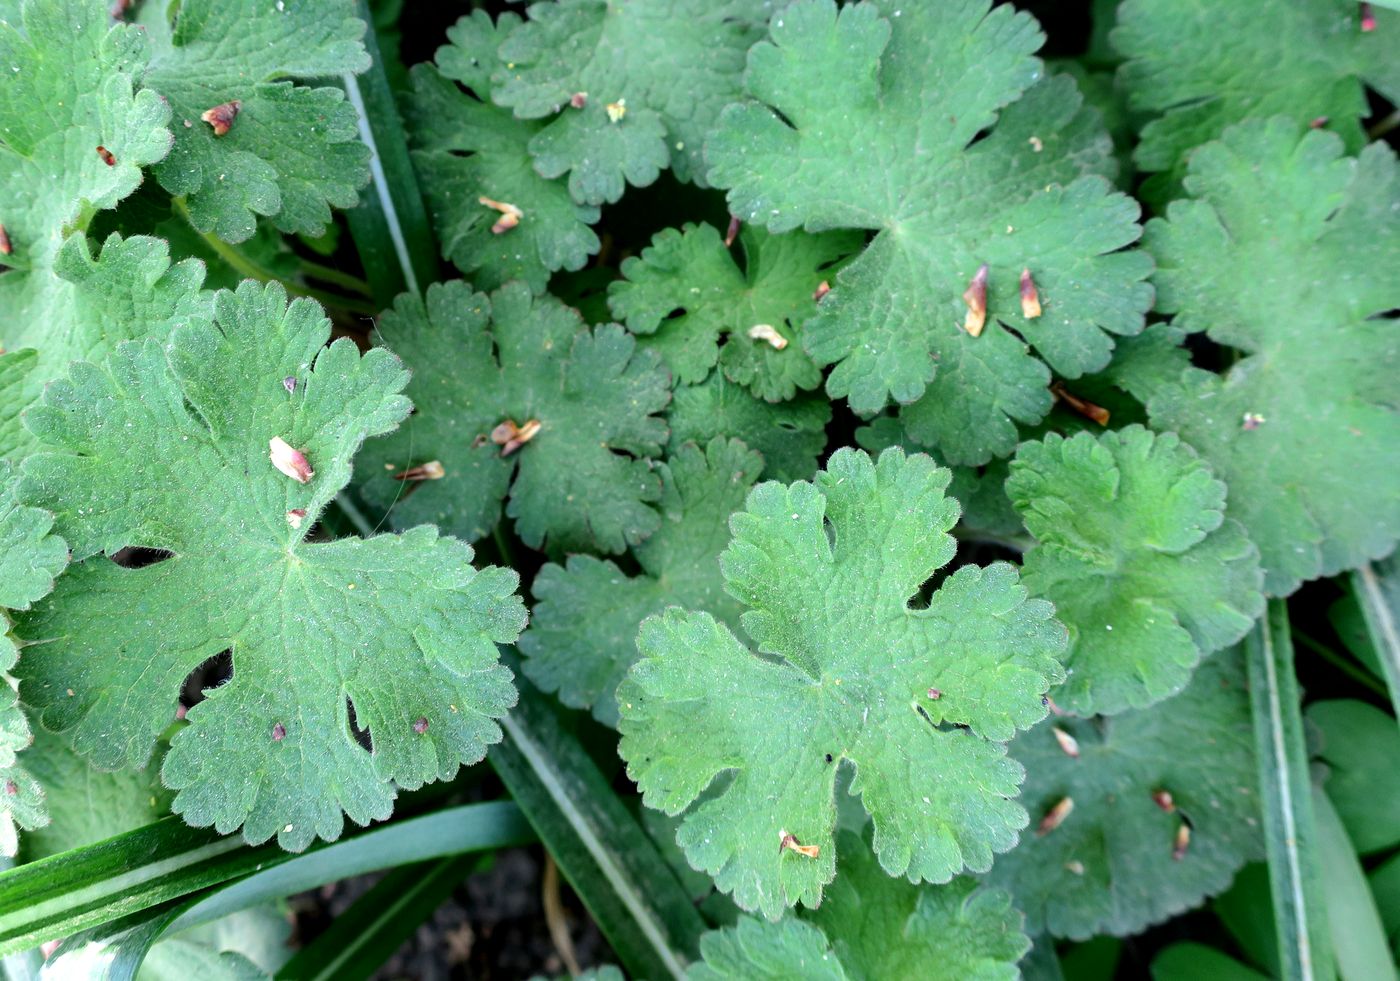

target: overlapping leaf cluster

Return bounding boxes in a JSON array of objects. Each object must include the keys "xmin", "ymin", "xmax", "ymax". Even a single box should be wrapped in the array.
[{"xmin": 2, "ymin": 0, "xmax": 1398, "ymax": 974}]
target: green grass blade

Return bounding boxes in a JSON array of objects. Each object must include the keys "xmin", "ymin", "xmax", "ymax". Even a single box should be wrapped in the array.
[
  {"xmin": 0, "ymin": 802, "xmax": 531, "ymax": 960},
  {"xmin": 273, "ymin": 855, "xmax": 478, "ymax": 981},
  {"xmin": 491, "ymin": 674, "xmax": 707, "ymax": 981},
  {"xmin": 1313, "ymin": 789, "xmax": 1398, "ymax": 981},
  {"xmin": 1247, "ymin": 601, "xmax": 1335, "ymax": 981},
  {"xmin": 1353, "ymin": 559, "xmax": 1400, "ymax": 725},
  {"xmin": 341, "ymin": 0, "xmax": 439, "ymax": 306}
]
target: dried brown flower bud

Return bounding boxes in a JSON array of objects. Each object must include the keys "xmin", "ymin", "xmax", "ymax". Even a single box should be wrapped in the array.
[
  {"xmin": 491, "ymin": 419, "xmax": 543, "ymax": 456},
  {"xmin": 779, "ymin": 830, "xmax": 820, "ymax": 858},
  {"xmin": 1052, "ymin": 726, "xmax": 1080, "ymax": 758},
  {"xmin": 392, "ymin": 460, "xmax": 447, "ymax": 481},
  {"xmin": 962, "ymin": 263, "xmax": 989, "ymax": 337},
  {"xmin": 813, "ymin": 280, "xmax": 831, "ymax": 302},
  {"xmin": 724, "ymin": 215, "xmax": 740, "ymax": 247},
  {"xmin": 96, "ymin": 145, "xmax": 116, "ymax": 166},
  {"xmin": 1151, "ymin": 789, "xmax": 1176, "ymax": 813},
  {"xmin": 0, "ymin": 223, "xmax": 10, "ymax": 256},
  {"xmin": 269, "ymin": 436, "xmax": 314, "ymax": 483},
  {"xmin": 1051, "ymin": 383, "xmax": 1110, "ymax": 426},
  {"xmin": 1036, "ymin": 796, "xmax": 1074, "ymax": 836},
  {"xmin": 570, "ymin": 92, "xmax": 588, "ymax": 109},
  {"xmin": 479, "ymin": 196, "xmax": 523, "ymax": 234},
  {"xmin": 285, "ymin": 508, "xmax": 307, "ymax": 529},
  {"xmin": 1020, "ymin": 268, "xmax": 1043, "ymax": 319},
  {"xmin": 201, "ymin": 100, "xmax": 242, "ymax": 137}
]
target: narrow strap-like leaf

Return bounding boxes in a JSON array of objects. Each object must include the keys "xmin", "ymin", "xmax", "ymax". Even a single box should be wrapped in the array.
[
  {"xmin": 1353, "ymin": 559, "xmax": 1400, "ymax": 728},
  {"xmin": 1246, "ymin": 602, "xmax": 1335, "ymax": 981},
  {"xmin": 341, "ymin": 0, "xmax": 439, "ymax": 305},
  {"xmin": 491, "ymin": 671, "xmax": 707, "ymax": 981},
  {"xmin": 1313, "ymin": 789, "xmax": 1398, "ymax": 981},
  {"xmin": 0, "ymin": 802, "xmax": 532, "ymax": 961}
]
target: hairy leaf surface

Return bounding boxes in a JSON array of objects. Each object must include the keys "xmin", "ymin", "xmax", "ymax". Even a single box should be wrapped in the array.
[
  {"xmin": 356, "ymin": 280, "xmax": 671, "ymax": 553},
  {"xmin": 1138, "ymin": 120, "xmax": 1400, "ymax": 595},
  {"xmin": 609, "ymin": 222, "xmax": 859, "ymax": 400},
  {"xmin": 618, "ymin": 447, "xmax": 1066, "ymax": 917},
  {"xmin": 1008, "ymin": 427, "xmax": 1263, "ymax": 715},
  {"xmin": 1113, "ymin": 0, "xmax": 1400, "ymax": 198},
  {"xmin": 492, "ymin": 0, "xmax": 773, "ymax": 203},
  {"xmin": 0, "ymin": 462, "xmax": 67, "ymax": 856},
  {"xmin": 406, "ymin": 12, "xmax": 600, "ymax": 292},
  {"xmin": 707, "ymin": 0, "xmax": 1152, "ymax": 463},
  {"xmin": 694, "ymin": 830, "xmax": 1028, "ymax": 979},
  {"xmin": 13, "ymin": 282, "xmax": 526, "ymax": 850},
  {"xmin": 667, "ymin": 373, "xmax": 829, "ymax": 484},
  {"xmin": 139, "ymin": 0, "xmax": 372, "ymax": 242},
  {"xmin": 987, "ymin": 649, "xmax": 1262, "ymax": 939},
  {"xmin": 522, "ymin": 437, "xmax": 762, "ymax": 726}
]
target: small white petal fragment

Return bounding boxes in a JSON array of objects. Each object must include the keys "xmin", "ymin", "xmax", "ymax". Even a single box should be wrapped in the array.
[
  {"xmin": 1065, "ymin": 860, "xmax": 1085, "ymax": 875},
  {"xmin": 1029, "ymin": 135, "xmax": 1043, "ymax": 152},
  {"xmin": 606, "ymin": 98, "xmax": 627, "ymax": 122},
  {"xmin": 1242, "ymin": 412, "xmax": 1266, "ymax": 430},
  {"xmin": 813, "ymin": 280, "xmax": 831, "ymax": 302},
  {"xmin": 1052, "ymin": 726, "xmax": 1080, "ymax": 758},
  {"xmin": 269, "ymin": 437, "xmax": 313, "ymax": 483},
  {"xmin": 747, "ymin": 324, "xmax": 788, "ymax": 350},
  {"xmin": 1172, "ymin": 822, "xmax": 1191, "ymax": 860},
  {"xmin": 962, "ymin": 263, "xmax": 989, "ymax": 337},
  {"xmin": 479, "ymin": 196, "xmax": 523, "ymax": 234},
  {"xmin": 285, "ymin": 508, "xmax": 307, "ymax": 529}
]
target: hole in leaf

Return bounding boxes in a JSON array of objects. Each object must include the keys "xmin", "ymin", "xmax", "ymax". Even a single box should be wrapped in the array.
[
  {"xmin": 347, "ymin": 697, "xmax": 373, "ymax": 752},
  {"xmin": 110, "ymin": 546, "xmax": 174, "ymax": 568},
  {"xmin": 180, "ymin": 649, "xmax": 232, "ymax": 709}
]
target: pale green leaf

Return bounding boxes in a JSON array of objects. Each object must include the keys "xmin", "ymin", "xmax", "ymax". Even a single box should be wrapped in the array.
[
  {"xmin": 707, "ymin": 0, "xmax": 1152, "ymax": 463},
  {"xmin": 1008, "ymin": 426, "xmax": 1263, "ymax": 715},
  {"xmin": 521, "ymin": 437, "xmax": 763, "ymax": 726},
  {"xmin": 13, "ymin": 281, "xmax": 526, "ymax": 850},
  {"xmin": 618, "ymin": 447, "xmax": 1066, "ymax": 917}
]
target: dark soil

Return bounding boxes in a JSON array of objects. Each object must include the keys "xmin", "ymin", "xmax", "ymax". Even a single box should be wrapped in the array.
[{"xmin": 289, "ymin": 846, "xmax": 612, "ymax": 980}]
